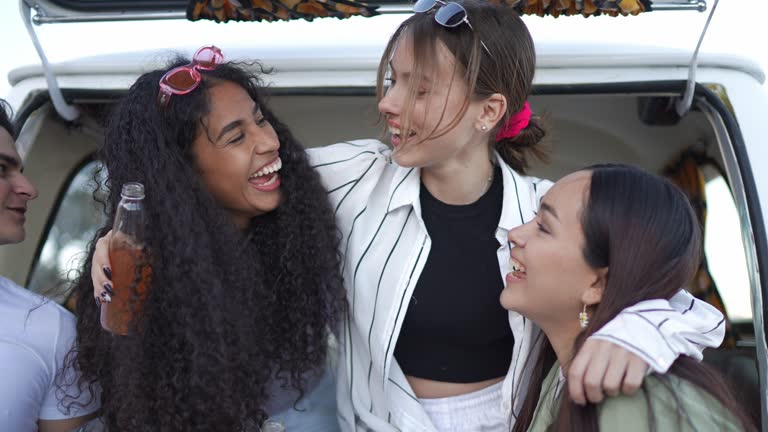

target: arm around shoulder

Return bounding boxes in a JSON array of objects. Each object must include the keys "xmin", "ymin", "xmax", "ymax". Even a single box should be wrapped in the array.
[
  {"xmin": 306, "ymin": 139, "xmax": 390, "ymax": 188},
  {"xmin": 589, "ymin": 291, "xmax": 724, "ymax": 373}
]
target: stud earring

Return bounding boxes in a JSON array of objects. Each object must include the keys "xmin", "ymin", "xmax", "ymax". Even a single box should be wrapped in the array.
[
  {"xmin": 480, "ymin": 124, "xmax": 488, "ymax": 131},
  {"xmin": 579, "ymin": 304, "xmax": 589, "ymax": 328}
]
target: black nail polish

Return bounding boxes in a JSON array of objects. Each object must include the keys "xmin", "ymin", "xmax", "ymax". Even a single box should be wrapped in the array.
[
  {"xmin": 103, "ymin": 266, "xmax": 112, "ymax": 280},
  {"xmin": 95, "ymin": 297, "xmax": 102, "ymax": 307},
  {"xmin": 103, "ymin": 283, "xmax": 114, "ymax": 295},
  {"xmin": 100, "ymin": 291, "xmax": 108, "ymax": 298}
]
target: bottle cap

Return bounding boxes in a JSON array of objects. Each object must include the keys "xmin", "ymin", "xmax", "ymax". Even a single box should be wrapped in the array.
[{"xmin": 121, "ymin": 182, "xmax": 145, "ymax": 199}]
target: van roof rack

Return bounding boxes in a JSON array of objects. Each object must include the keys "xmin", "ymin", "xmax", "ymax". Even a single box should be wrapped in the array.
[
  {"xmin": 18, "ymin": 0, "xmax": 710, "ymax": 122},
  {"xmin": 25, "ymin": 0, "xmax": 706, "ymax": 24}
]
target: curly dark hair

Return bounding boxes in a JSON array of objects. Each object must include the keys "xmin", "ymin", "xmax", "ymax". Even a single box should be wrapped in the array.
[{"xmin": 63, "ymin": 58, "xmax": 346, "ymax": 431}]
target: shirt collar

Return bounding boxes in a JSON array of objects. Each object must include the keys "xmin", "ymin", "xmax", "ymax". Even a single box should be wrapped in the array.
[
  {"xmin": 495, "ymin": 150, "xmax": 538, "ymax": 231},
  {"xmin": 384, "ymin": 151, "xmax": 539, "ymax": 227},
  {"xmin": 386, "ymin": 162, "xmax": 420, "ymax": 214}
]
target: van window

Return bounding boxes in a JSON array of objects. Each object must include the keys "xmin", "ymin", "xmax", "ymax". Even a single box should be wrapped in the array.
[
  {"xmin": 702, "ymin": 167, "xmax": 752, "ymax": 323},
  {"xmin": 27, "ymin": 160, "xmax": 107, "ymax": 304}
]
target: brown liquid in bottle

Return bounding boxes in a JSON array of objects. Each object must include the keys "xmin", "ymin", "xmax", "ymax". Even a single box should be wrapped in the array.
[{"xmin": 100, "ymin": 248, "xmax": 152, "ymax": 335}]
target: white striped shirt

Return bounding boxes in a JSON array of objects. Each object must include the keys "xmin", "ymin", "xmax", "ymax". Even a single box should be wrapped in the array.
[{"xmin": 308, "ymin": 139, "xmax": 725, "ymax": 432}]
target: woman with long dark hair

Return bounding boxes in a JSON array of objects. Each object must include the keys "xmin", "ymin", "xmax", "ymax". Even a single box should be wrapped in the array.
[
  {"xmin": 503, "ymin": 165, "xmax": 754, "ymax": 431},
  {"xmin": 67, "ymin": 49, "xmax": 346, "ymax": 431}
]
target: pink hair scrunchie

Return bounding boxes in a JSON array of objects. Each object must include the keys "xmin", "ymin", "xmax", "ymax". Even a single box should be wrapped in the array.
[{"xmin": 495, "ymin": 102, "xmax": 532, "ymax": 142}]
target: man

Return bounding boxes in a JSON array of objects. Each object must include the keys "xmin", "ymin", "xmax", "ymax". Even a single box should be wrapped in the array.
[{"xmin": 0, "ymin": 99, "xmax": 100, "ymax": 431}]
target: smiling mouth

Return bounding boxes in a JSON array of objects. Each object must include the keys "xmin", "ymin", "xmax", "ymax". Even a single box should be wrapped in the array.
[
  {"xmin": 510, "ymin": 256, "xmax": 527, "ymax": 278},
  {"xmin": 249, "ymin": 157, "xmax": 282, "ymax": 179},
  {"xmin": 246, "ymin": 157, "xmax": 283, "ymax": 192},
  {"xmin": 388, "ymin": 126, "xmax": 416, "ymax": 141},
  {"xmin": 251, "ymin": 173, "xmax": 278, "ymax": 186}
]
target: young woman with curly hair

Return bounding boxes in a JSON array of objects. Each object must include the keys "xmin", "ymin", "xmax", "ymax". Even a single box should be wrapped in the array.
[{"xmin": 67, "ymin": 50, "xmax": 346, "ymax": 431}]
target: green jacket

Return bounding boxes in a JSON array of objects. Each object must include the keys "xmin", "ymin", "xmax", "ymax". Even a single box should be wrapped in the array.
[{"xmin": 528, "ymin": 362, "xmax": 742, "ymax": 431}]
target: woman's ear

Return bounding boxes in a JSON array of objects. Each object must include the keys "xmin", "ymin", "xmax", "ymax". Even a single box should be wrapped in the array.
[
  {"xmin": 582, "ymin": 267, "xmax": 608, "ymax": 306},
  {"xmin": 478, "ymin": 93, "xmax": 507, "ymax": 130}
]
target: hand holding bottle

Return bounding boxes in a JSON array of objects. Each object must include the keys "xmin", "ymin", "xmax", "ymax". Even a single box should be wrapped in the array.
[{"xmin": 96, "ymin": 183, "xmax": 152, "ymax": 335}]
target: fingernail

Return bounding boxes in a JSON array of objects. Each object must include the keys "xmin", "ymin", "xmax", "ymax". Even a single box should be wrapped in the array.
[
  {"xmin": 103, "ymin": 283, "xmax": 114, "ymax": 295},
  {"xmin": 100, "ymin": 291, "xmax": 112, "ymax": 303},
  {"xmin": 103, "ymin": 266, "xmax": 112, "ymax": 280},
  {"xmin": 95, "ymin": 297, "xmax": 102, "ymax": 307}
]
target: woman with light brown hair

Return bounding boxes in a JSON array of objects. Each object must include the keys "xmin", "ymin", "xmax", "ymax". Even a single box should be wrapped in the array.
[{"xmin": 315, "ymin": 1, "xmax": 724, "ymax": 429}]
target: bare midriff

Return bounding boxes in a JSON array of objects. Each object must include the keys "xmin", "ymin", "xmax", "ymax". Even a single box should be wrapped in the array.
[{"xmin": 406, "ymin": 375, "xmax": 505, "ymax": 399}]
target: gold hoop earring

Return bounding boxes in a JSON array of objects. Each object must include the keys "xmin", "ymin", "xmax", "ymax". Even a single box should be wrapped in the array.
[{"xmin": 579, "ymin": 304, "xmax": 589, "ymax": 329}]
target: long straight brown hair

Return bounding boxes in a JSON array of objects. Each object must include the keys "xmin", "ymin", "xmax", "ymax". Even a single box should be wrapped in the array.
[{"xmin": 512, "ymin": 164, "xmax": 756, "ymax": 432}]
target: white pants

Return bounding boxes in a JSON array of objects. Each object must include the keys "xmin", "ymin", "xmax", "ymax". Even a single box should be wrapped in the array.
[{"xmin": 419, "ymin": 381, "xmax": 507, "ymax": 432}]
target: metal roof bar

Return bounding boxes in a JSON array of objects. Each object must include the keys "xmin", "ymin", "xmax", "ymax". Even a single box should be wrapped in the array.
[
  {"xmin": 34, "ymin": 11, "xmax": 186, "ymax": 24},
  {"xmin": 31, "ymin": 1, "xmax": 706, "ymax": 24},
  {"xmin": 654, "ymin": 1, "xmax": 706, "ymax": 12},
  {"xmin": 675, "ymin": 0, "xmax": 719, "ymax": 116},
  {"xmin": 21, "ymin": 0, "xmax": 80, "ymax": 121}
]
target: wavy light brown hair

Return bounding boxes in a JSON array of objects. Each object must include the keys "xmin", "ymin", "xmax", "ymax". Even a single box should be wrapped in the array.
[{"xmin": 376, "ymin": 0, "xmax": 547, "ymax": 173}]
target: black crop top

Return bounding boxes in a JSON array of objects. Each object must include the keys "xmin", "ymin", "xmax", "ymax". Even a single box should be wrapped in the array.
[{"xmin": 393, "ymin": 166, "xmax": 513, "ymax": 383}]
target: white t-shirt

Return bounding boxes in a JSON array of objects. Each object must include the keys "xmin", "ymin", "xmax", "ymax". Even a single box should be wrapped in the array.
[{"xmin": 0, "ymin": 276, "xmax": 100, "ymax": 431}]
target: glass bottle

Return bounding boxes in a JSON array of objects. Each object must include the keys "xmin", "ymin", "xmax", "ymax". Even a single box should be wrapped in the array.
[{"xmin": 100, "ymin": 182, "xmax": 152, "ymax": 335}]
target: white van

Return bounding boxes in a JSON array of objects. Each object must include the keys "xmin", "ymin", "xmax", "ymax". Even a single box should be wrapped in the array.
[{"xmin": 3, "ymin": 0, "xmax": 767, "ymax": 428}]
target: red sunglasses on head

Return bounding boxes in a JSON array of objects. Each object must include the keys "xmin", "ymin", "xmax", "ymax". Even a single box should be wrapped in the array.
[{"xmin": 157, "ymin": 45, "xmax": 224, "ymax": 107}]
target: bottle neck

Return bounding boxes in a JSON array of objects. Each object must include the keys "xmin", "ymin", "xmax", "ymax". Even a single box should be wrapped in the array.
[{"xmin": 121, "ymin": 182, "xmax": 145, "ymax": 200}]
